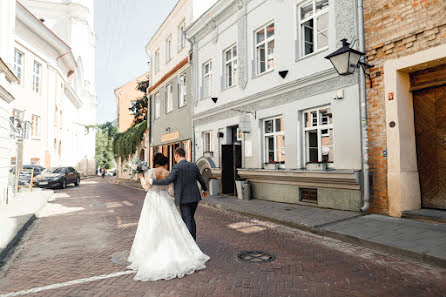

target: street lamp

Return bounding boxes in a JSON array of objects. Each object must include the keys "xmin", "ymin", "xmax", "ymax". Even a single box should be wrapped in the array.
[{"xmin": 325, "ymin": 39, "xmax": 374, "ymax": 87}]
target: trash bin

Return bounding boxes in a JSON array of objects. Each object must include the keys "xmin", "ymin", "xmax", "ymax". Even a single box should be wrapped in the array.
[
  {"xmin": 235, "ymin": 180, "xmax": 248, "ymax": 200},
  {"xmin": 242, "ymin": 183, "xmax": 251, "ymax": 200}
]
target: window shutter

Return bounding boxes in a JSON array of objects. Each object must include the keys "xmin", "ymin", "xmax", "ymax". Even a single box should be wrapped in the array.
[
  {"xmin": 220, "ymin": 75, "xmax": 224, "ymax": 91},
  {"xmin": 200, "ymin": 86, "xmax": 203, "ymax": 100},
  {"xmin": 251, "ymin": 59, "xmax": 255, "ymax": 78}
]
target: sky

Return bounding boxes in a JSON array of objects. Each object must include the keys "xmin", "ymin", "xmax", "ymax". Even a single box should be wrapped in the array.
[{"xmin": 94, "ymin": 0, "xmax": 178, "ymax": 124}]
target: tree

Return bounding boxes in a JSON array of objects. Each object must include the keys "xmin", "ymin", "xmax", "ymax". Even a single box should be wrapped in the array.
[
  {"xmin": 85, "ymin": 121, "xmax": 118, "ymax": 169},
  {"xmin": 128, "ymin": 75, "xmax": 149, "ymax": 127}
]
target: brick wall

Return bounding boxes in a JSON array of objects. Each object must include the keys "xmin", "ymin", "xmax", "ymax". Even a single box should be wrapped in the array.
[{"xmin": 363, "ymin": 0, "xmax": 446, "ymax": 214}]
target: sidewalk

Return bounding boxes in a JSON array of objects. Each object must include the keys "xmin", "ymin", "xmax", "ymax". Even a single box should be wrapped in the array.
[
  {"xmin": 0, "ymin": 189, "xmax": 53, "ymax": 263},
  {"xmin": 110, "ymin": 178, "xmax": 446, "ymax": 268},
  {"xmin": 204, "ymin": 195, "xmax": 446, "ymax": 268}
]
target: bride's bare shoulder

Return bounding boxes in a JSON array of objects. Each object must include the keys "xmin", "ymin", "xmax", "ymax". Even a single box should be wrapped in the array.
[{"xmin": 154, "ymin": 167, "xmax": 169, "ymax": 180}]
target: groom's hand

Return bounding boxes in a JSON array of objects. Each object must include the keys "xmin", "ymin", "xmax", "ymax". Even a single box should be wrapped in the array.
[{"xmin": 202, "ymin": 191, "xmax": 208, "ymax": 199}]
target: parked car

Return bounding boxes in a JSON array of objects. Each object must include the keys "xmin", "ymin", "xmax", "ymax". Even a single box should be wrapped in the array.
[
  {"xmin": 10, "ymin": 165, "xmax": 45, "ymax": 177},
  {"xmin": 34, "ymin": 167, "xmax": 80, "ymax": 189}
]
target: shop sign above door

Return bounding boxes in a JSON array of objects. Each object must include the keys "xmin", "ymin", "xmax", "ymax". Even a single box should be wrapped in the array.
[{"xmin": 162, "ymin": 131, "xmax": 180, "ymax": 143}]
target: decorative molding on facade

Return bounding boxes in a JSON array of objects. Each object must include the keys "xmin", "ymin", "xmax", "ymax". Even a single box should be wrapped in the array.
[
  {"xmin": 237, "ymin": 2, "xmax": 248, "ymax": 90},
  {"xmin": 0, "ymin": 58, "xmax": 18, "ymax": 84},
  {"xmin": 238, "ymin": 169, "xmax": 361, "ymax": 191},
  {"xmin": 193, "ymin": 68, "xmax": 357, "ymax": 125},
  {"xmin": 366, "ymin": 22, "xmax": 446, "ymax": 62}
]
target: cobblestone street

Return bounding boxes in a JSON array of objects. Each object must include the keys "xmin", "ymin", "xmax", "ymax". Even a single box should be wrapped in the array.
[{"xmin": 0, "ymin": 178, "xmax": 445, "ymax": 297}]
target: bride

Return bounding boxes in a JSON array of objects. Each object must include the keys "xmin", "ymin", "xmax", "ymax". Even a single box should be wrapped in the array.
[{"xmin": 127, "ymin": 153, "xmax": 210, "ymax": 281}]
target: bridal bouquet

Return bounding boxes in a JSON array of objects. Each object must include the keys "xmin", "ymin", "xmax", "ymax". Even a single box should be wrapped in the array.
[{"xmin": 124, "ymin": 158, "xmax": 149, "ymax": 178}]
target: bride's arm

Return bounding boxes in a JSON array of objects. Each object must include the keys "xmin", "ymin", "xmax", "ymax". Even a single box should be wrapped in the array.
[{"xmin": 138, "ymin": 173, "xmax": 149, "ymax": 191}]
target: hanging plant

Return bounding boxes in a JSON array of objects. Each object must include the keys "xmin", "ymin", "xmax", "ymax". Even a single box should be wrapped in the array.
[{"xmin": 113, "ymin": 120, "xmax": 147, "ymax": 160}]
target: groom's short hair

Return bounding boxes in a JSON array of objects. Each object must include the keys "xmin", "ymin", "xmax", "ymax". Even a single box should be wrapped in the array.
[{"xmin": 175, "ymin": 148, "xmax": 186, "ymax": 157}]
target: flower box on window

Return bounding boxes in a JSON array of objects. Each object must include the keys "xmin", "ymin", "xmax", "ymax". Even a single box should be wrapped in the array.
[
  {"xmin": 264, "ymin": 163, "xmax": 280, "ymax": 170},
  {"xmin": 306, "ymin": 162, "xmax": 328, "ymax": 171}
]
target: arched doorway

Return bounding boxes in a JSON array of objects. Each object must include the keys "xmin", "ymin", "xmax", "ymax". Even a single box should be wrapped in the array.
[{"xmin": 139, "ymin": 149, "xmax": 145, "ymax": 161}]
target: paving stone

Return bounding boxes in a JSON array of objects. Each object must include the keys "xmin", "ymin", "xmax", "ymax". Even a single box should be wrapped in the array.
[{"xmin": 0, "ymin": 178, "xmax": 444, "ymax": 297}]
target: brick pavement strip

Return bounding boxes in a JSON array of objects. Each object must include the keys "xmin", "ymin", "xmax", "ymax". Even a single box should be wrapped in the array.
[{"xmin": 0, "ymin": 178, "xmax": 445, "ymax": 297}]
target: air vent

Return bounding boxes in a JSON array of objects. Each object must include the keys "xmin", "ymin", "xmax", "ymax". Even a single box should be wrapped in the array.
[{"xmin": 300, "ymin": 188, "xmax": 317, "ymax": 203}]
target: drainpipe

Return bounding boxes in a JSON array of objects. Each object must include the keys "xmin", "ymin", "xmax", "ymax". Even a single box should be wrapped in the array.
[
  {"xmin": 186, "ymin": 33, "xmax": 196, "ymax": 161},
  {"xmin": 357, "ymin": 0, "xmax": 370, "ymax": 213},
  {"xmin": 145, "ymin": 47, "xmax": 152, "ymax": 167}
]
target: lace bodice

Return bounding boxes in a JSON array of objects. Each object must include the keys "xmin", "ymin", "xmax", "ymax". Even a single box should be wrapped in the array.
[{"xmin": 141, "ymin": 169, "xmax": 173, "ymax": 195}]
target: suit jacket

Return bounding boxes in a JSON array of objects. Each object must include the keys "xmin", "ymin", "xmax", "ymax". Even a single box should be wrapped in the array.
[{"xmin": 152, "ymin": 160, "xmax": 208, "ymax": 205}]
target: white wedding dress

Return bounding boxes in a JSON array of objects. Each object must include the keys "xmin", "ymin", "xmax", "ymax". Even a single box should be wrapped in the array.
[{"xmin": 127, "ymin": 169, "xmax": 210, "ymax": 281}]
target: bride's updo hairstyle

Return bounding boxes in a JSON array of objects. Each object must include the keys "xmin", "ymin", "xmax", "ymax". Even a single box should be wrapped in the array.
[{"xmin": 153, "ymin": 153, "xmax": 168, "ymax": 167}]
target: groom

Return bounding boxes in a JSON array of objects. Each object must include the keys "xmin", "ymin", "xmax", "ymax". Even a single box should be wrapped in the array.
[{"xmin": 150, "ymin": 148, "xmax": 208, "ymax": 240}]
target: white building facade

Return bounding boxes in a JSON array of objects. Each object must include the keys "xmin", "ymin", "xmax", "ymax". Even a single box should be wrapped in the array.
[
  {"xmin": 8, "ymin": 0, "xmax": 96, "ymax": 175},
  {"xmin": 0, "ymin": 0, "xmax": 18, "ymax": 206},
  {"xmin": 188, "ymin": 0, "xmax": 364, "ymax": 211}
]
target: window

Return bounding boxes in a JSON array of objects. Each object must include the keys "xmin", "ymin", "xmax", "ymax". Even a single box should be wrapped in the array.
[
  {"xmin": 255, "ymin": 22, "xmax": 275, "ymax": 75},
  {"xmin": 154, "ymin": 93, "xmax": 160, "ymax": 118},
  {"xmin": 264, "ymin": 116, "xmax": 285, "ymax": 164},
  {"xmin": 224, "ymin": 45, "xmax": 237, "ymax": 88},
  {"xmin": 166, "ymin": 36, "xmax": 172, "ymax": 61},
  {"xmin": 203, "ymin": 131, "xmax": 212, "ymax": 152},
  {"xmin": 298, "ymin": 0, "xmax": 329, "ymax": 56},
  {"xmin": 178, "ymin": 74, "xmax": 187, "ymax": 107},
  {"xmin": 130, "ymin": 100, "xmax": 137, "ymax": 114},
  {"xmin": 31, "ymin": 114, "xmax": 40, "ymax": 137},
  {"xmin": 14, "ymin": 49, "xmax": 24, "ymax": 84},
  {"xmin": 30, "ymin": 158, "xmax": 40, "ymax": 166},
  {"xmin": 12, "ymin": 109, "xmax": 24, "ymax": 120},
  {"xmin": 203, "ymin": 61, "xmax": 212, "ymax": 98},
  {"xmin": 303, "ymin": 106, "xmax": 333, "ymax": 163},
  {"xmin": 178, "ymin": 22, "xmax": 186, "ymax": 50},
  {"xmin": 33, "ymin": 61, "xmax": 42, "ymax": 93},
  {"xmin": 154, "ymin": 50, "xmax": 160, "ymax": 73},
  {"xmin": 165, "ymin": 84, "xmax": 173, "ymax": 113}
]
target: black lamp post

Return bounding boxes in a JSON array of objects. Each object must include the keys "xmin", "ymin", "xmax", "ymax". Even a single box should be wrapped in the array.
[{"xmin": 325, "ymin": 39, "xmax": 374, "ymax": 87}]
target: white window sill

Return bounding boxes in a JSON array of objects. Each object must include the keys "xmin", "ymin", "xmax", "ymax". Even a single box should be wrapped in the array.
[
  {"xmin": 223, "ymin": 84, "xmax": 237, "ymax": 91},
  {"xmin": 253, "ymin": 68, "xmax": 274, "ymax": 79},
  {"xmin": 296, "ymin": 48, "xmax": 329, "ymax": 62}
]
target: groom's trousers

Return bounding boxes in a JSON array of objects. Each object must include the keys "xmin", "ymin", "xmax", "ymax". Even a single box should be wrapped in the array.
[{"xmin": 180, "ymin": 202, "xmax": 198, "ymax": 240}]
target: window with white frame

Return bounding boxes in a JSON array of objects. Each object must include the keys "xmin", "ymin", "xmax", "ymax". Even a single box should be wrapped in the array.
[
  {"xmin": 203, "ymin": 131, "xmax": 212, "ymax": 152},
  {"xmin": 165, "ymin": 84, "xmax": 173, "ymax": 113},
  {"xmin": 203, "ymin": 60, "xmax": 212, "ymax": 98},
  {"xmin": 166, "ymin": 36, "xmax": 172, "ymax": 61},
  {"xmin": 31, "ymin": 114, "xmax": 40, "ymax": 137},
  {"xmin": 178, "ymin": 74, "xmax": 186, "ymax": 107},
  {"xmin": 33, "ymin": 61, "xmax": 42, "ymax": 93},
  {"xmin": 224, "ymin": 45, "xmax": 237, "ymax": 88},
  {"xmin": 303, "ymin": 106, "xmax": 333, "ymax": 163},
  {"xmin": 154, "ymin": 93, "xmax": 160, "ymax": 118},
  {"xmin": 264, "ymin": 116, "xmax": 285, "ymax": 164},
  {"xmin": 12, "ymin": 109, "xmax": 24, "ymax": 120},
  {"xmin": 298, "ymin": 0, "xmax": 329, "ymax": 57},
  {"xmin": 178, "ymin": 22, "xmax": 186, "ymax": 50},
  {"xmin": 14, "ymin": 49, "xmax": 24, "ymax": 84},
  {"xmin": 255, "ymin": 22, "xmax": 275, "ymax": 75},
  {"xmin": 155, "ymin": 50, "xmax": 160, "ymax": 73}
]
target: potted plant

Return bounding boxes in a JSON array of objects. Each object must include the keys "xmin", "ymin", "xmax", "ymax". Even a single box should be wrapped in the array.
[
  {"xmin": 264, "ymin": 158, "xmax": 280, "ymax": 170},
  {"xmin": 209, "ymin": 176, "xmax": 218, "ymax": 196}
]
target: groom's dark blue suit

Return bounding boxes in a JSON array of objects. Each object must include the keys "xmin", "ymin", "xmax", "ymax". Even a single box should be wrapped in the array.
[{"xmin": 152, "ymin": 159, "xmax": 208, "ymax": 240}]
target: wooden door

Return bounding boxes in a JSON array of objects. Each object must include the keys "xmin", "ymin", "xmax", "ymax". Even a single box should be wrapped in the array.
[{"xmin": 413, "ymin": 85, "xmax": 446, "ymax": 209}]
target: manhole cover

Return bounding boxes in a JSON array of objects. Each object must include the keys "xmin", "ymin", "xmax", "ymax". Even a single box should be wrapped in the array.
[
  {"xmin": 237, "ymin": 251, "xmax": 276, "ymax": 264},
  {"xmin": 111, "ymin": 250, "xmax": 130, "ymax": 266}
]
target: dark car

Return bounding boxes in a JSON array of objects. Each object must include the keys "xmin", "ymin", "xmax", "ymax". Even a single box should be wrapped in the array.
[
  {"xmin": 34, "ymin": 167, "xmax": 80, "ymax": 189},
  {"xmin": 10, "ymin": 165, "xmax": 45, "ymax": 177}
]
